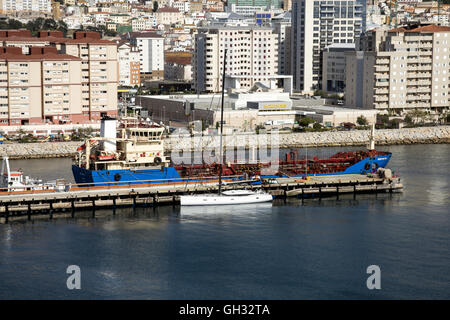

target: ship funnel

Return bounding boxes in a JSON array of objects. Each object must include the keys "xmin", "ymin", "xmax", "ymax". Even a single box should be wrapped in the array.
[{"xmin": 100, "ymin": 117, "xmax": 117, "ymax": 152}]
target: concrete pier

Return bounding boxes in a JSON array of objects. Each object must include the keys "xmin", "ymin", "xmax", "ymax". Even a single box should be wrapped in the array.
[{"xmin": 0, "ymin": 174, "xmax": 403, "ymax": 223}]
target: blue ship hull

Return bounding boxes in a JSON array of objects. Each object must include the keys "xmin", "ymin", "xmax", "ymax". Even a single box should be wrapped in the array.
[{"xmin": 72, "ymin": 154, "xmax": 392, "ymax": 186}]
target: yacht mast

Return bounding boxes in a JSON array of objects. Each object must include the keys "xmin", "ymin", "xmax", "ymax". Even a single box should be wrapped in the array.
[{"xmin": 218, "ymin": 49, "xmax": 227, "ymax": 195}]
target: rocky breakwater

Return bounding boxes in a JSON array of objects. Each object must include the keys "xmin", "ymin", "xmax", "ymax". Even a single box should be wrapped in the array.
[
  {"xmin": 165, "ymin": 125, "xmax": 450, "ymax": 150},
  {"xmin": 0, "ymin": 126, "xmax": 448, "ymax": 159},
  {"xmin": 278, "ymin": 126, "xmax": 450, "ymax": 148},
  {"xmin": 0, "ymin": 141, "xmax": 82, "ymax": 159}
]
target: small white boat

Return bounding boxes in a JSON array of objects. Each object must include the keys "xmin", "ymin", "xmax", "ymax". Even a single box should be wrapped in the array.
[
  {"xmin": 0, "ymin": 156, "xmax": 66, "ymax": 192},
  {"xmin": 180, "ymin": 189, "xmax": 273, "ymax": 206},
  {"xmin": 1, "ymin": 156, "xmax": 45, "ymax": 191}
]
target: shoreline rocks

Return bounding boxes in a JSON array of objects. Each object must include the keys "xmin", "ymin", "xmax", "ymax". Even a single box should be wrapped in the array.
[{"xmin": 0, "ymin": 126, "xmax": 449, "ymax": 160}]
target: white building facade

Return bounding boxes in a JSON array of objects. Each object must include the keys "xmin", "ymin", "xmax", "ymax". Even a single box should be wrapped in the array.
[
  {"xmin": 345, "ymin": 25, "xmax": 450, "ymax": 121},
  {"xmin": 1, "ymin": 0, "xmax": 51, "ymax": 12},
  {"xmin": 128, "ymin": 32, "xmax": 164, "ymax": 80},
  {"xmin": 193, "ymin": 26, "xmax": 279, "ymax": 93}
]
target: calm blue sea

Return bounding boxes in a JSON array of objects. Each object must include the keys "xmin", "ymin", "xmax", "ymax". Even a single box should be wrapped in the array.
[{"xmin": 0, "ymin": 144, "xmax": 449, "ymax": 299}]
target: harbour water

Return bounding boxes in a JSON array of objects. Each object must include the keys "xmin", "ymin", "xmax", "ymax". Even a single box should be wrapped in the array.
[{"xmin": 0, "ymin": 144, "xmax": 449, "ymax": 299}]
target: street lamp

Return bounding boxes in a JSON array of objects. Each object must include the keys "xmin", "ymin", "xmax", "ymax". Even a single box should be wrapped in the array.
[{"xmin": 163, "ymin": 106, "xmax": 166, "ymax": 125}]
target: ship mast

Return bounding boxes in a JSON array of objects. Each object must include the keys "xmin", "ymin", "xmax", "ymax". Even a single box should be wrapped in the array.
[
  {"xmin": 368, "ymin": 123, "xmax": 375, "ymax": 150},
  {"xmin": 218, "ymin": 49, "xmax": 227, "ymax": 195}
]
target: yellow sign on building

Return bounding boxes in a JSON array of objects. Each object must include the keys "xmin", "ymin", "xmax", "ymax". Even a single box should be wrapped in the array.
[{"xmin": 262, "ymin": 103, "xmax": 288, "ymax": 109}]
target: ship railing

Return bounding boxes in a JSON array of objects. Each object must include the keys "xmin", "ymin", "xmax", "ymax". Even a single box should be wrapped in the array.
[{"xmin": 0, "ymin": 174, "xmax": 253, "ymax": 194}]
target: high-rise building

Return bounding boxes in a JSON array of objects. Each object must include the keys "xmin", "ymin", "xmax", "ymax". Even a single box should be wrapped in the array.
[
  {"xmin": 193, "ymin": 26, "xmax": 279, "ymax": 93},
  {"xmin": 272, "ymin": 13, "xmax": 291, "ymax": 76},
  {"xmin": 291, "ymin": 0, "xmax": 364, "ymax": 93},
  {"xmin": 126, "ymin": 32, "xmax": 164, "ymax": 81},
  {"xmin": 345, "ymin": 24, "xmax": 450, "ymax": 121},
  {"xmin": 0, "ymin": 30, "xmax": 118, "ymax": 124},
  {"xmin": 322, "ymin": 43, "xmax": 355, "ymax": 93},
  {"xmin": 118, "ymin": 41, "xmax": 141, "ymax": 87}
]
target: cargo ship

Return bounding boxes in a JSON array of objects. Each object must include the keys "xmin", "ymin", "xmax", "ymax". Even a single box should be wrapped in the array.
[{"xmin": 72, "ymin": 117, "xmax": 392, "ymax": 186}]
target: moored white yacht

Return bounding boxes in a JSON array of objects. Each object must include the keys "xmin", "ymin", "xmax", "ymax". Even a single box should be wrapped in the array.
[{"xmin": 180, "ymin": 189, "xmax": 273, "ymax": 206}]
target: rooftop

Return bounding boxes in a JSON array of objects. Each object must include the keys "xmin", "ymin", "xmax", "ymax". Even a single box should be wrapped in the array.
[
  {"xmin": 157, "ymin": 6, "xmax": 180, "ymax": 13},
  {"xmin": 0, "ymin": 46, "xmax": 82, "ymax": 61},
  {"xmin": 389, "ymin": 24, "xmax": 450, "ymax": 33},
  {"xmin": 126, "ymin": 31, "xmax": 163, "ymax": 39}
]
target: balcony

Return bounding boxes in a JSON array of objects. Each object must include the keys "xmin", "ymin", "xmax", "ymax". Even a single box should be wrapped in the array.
[
  {"xmin": 416, "ymin": 66, "xmax": 430, "ymax": 71},
  {"xmin": 375, "ymin": 81, "xmax": 389, "ymax": 87},
  {"xmin": 417, "ymin": 87, "xmax": 430, "ymax": 93},
  {"xmin": 375, "ymin": 89, "xmax": 389, "ymax": 94},
  {"xmin": 374, "ymin": 103, "xmax": 389, "ymax": 109},
  {"xmin": 418, "ymin": 80, "xmax": 431, "ymax": 85},
  {"xmin": 376, "ymin": 58, "xmax": 390, "ymax": 65},
  {"xmin": 406, "ymin": 95, "xmax": 419, "ymax": 101},
  {"xmin": 418, "ymin": 58, "xmax": 432, "ymax": 64},
  {"xmin": 420, "ymin": 42, "xmax": 433, "ymax": 48},
  {"xmin": 375, "ymin": 66, "xmax": 389, "ymax": 72},
  {"xmin": 417, "ymin": 72, "xmax": 431, "ymax": 78},
  {"xmin": 418, "ymin": 50, "xmax": 432, "ymax": 56},
  {"xmin": 375, "ymin": 72, "xmax": 389, "ymax": 79},
  {"xmin": 375, "ymin": 95, "xmax": 389, "ymax": 102}
]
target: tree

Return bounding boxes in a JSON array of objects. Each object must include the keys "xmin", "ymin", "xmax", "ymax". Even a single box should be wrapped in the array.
[
  {"xmin": 43, "ymin": 18, "xmax": 58, "ymax": 31},
  {"xmin": 313, "ymin": 122, "xmax": 322, "ymax": 131},
  {"xmin": 313, "ymin": 90, "xmax": 328, "ymax": 98},
  {"xmin": 408, "ymin": 109, "xmax": 427, "ymax": 124},
  {"xmin": 404, "ymin": 114, "xmax": 413, "ymax": 125},
  {"xmin": 299, "ymin": 116, "xmax": 315, "ymax": 127},
  {"xmin": 8, "ymin": 19, "xmax": 24, "ymax": 29},
  {"xmin": 357, "ymin": 115, "xmax": 368, "ymax": 126},
  {"xmin": 255, "ymin": 124, "xmax": 265, "ymax": 134}
]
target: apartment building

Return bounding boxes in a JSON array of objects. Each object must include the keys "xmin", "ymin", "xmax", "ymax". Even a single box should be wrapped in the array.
[
  {"xmin": 207, "ymin": 0, "xmax": 224, "ymax": 12},
  {"xmin": 226, "ymin": 0, "xmax": 283, "ymax": 9},
  {"xmin": 131, "ymin": 16, "xmax": 157, "ymax": 31},
  {"xmin": 172, "ymin": 0, "xmax": 191, "ymax": 13},
  {"xmin": 126, "ymin": 32, "xmax": 164, "ymax": 81},
  {"xmin": 273, "ymin": 15, "xmax": 291, "ymax": 76},
  {"xmin": 189, "ymin": 1, "xmax": 204, "ymax": 13},
  {"xmin": 345, "ymin": 24, "xmax": 450, "ymax": 120},
  {"xmin": 193, "ymin": 26, "xmax": 279, "ymax": 93},
  {"xmin": 118, "ymin": 41, "xmax": 141, "ymax": 87},
  {"xmin": 291, "ymin": 0, "xmax": 364, "ymax": 93},
  {"xmin": 155, "ymin": 7, "xmax": 184, "ymax": 26},
  {"xmin": 0, "ymin": 30, "xmax": 118, "ymax": 123},
  {"xmin": 1, "ymin": 0, "xmax": 51, "ymax": 13},
  {"xmin": 322, "ymin": 43, "xmax": 355, "ymax": 93},
  {"xmin": 0, "ymin": 46, "xmax": 83, "ymax": 126},
  {"xmin": 164, "ymin": 51, "xmax": 192, "ymax": 81}
]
